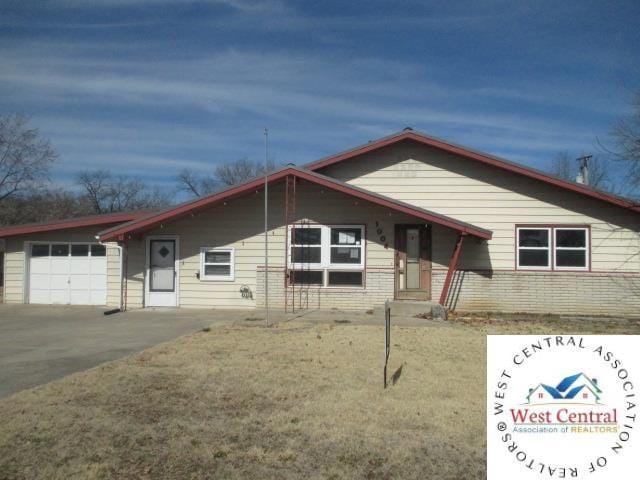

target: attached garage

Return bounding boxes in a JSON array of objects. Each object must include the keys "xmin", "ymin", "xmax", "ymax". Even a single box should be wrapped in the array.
[
  {"xmin": 0, "ymin": 211, "xmax": 147, "ymax": 307},
  {"xmin": 28, "ymin": 243, "xmax": 107, "ymax": 305}
]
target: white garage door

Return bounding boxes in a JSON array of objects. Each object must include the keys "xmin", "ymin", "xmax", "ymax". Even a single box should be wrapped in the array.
[{"xmin": 28, "ymin": 243, "xmax": 107, "ymax": 305}]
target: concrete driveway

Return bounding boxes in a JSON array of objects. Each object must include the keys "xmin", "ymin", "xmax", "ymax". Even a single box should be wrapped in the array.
[{"xmin": 0, "ymin": 305, "xmax": 232, "ymax": 399}]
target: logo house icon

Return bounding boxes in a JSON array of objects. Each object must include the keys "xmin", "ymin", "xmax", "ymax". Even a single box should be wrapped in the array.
[{"xmin": 526, "ymin": 373, "xmax": 602, "ymax": 405}]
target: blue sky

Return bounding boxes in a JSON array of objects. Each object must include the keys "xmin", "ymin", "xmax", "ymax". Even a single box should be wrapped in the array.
[{"xmin": 1, "ymin": 0, "xmax": 639, "ymax": 193}]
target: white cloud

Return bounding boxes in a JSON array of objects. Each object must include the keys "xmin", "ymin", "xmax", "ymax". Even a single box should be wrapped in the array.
[
  {"xmin": 0, "ymin": 43, "xmax": 611, "ymax": 135},
  {"xmin": 0, "ymin": 38, "xmax": 619, "ymax": 187}
]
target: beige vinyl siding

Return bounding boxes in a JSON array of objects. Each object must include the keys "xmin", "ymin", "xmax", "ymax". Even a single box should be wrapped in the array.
[
  {"xmin": 320, "ymin": 142, "xmax": 640, "ymax": 273},
  {"xmin": 125, "ymin": 182, "xmax": 418, "ymax": 309},
  {"xmin": 123, "ymin": 239, "xmax": 146, "ymax": 309},
  {"xmin": 106, "ymin": 244, "xmax": 122, "ymax": 307},
  {"xmin": 2, "ymin": 226, "xmax": 122, "ymax": 305},
  {"xmin": 3, "ymin": 237, "xmax": 26, "ymax": 303}
]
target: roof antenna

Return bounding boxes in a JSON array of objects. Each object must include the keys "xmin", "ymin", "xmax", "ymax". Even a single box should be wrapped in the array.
[
  {"xmin": 264, "ymin": 127, "xmax": 270, "ymax": 327},
  {"xmin": 576, "ymin": 155, "xmax": 592, "ymax": 185}
]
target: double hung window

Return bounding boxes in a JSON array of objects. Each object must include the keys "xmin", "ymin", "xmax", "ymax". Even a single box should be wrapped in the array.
[
  {"xmin": 288, "ymin": 225, "xmax": 365, "ymax": 287},
  {"xmin": 516, "ymin": 226, "xmax": 589, "ymax": 271}
]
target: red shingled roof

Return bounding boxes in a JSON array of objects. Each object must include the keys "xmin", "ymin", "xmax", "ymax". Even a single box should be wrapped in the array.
[{"xmin": 0, "ymin": 211, "xmax": 150, "ymax": 238}]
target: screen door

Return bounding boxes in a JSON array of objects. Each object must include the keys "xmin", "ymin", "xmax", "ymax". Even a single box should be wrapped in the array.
[
  {"xmin": 395, "ymin": 225, "xmax": 431, "ymax": 300},
  {"xmin": 147, "ymin": 238, "xmax": 178, "ymax": 306}
]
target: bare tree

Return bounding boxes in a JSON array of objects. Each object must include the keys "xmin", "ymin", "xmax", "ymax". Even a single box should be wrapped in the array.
[
  {"xmin": 549, "ymin": 151, "xmax": 613, "ymax": 191},
  {"xmin": 176, "ymin": 168, "xmax": 219, "ymax": 197},
  {"xmin": 611, "ymin": 92, "xmax": 640, "ymax": 193},
  {"xmin": 550, "ymin": 151, "xmax": 575, "ymax": 181},
  {"xmin": 0, "ymin": 115, "xmax": 56, "ymax": 202},
  {"xmin": 584, "ymin": 157, "xmax": 613, "ymax": 191},
  {"xmin": 0, "ymin": 189, "xmax": 90, "ymax": 226},
  {"xmin": 177, "ymin": 157, "xmax": 276, "ymax": 197},
  {"xmin": 214, "ymin": 157, "xmax": 275, "ymax": 187},
  {"xmin": 76, "ymin": 170, "xmax": 171, "ymax": 214}
]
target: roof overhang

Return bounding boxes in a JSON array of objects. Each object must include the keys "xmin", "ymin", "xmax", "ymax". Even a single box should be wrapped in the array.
[
  {"xmin": 305, "ymin": 129, "xmax": 640, "ymax": 213},
  {"xmin": 98, "ymin": 166, "xmax": 492, "ymax": 241},
  {"xmin": 0, "ymin": 211, "xmax": 150, "ymax": 239}
]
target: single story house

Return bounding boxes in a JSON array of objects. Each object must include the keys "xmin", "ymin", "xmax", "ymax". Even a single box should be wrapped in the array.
[{"xmin": 1, "ymin": 129, "xmax": 639, "ymax": 315}]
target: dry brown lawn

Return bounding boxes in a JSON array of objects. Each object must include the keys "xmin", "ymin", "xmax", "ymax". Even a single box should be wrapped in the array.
[{"xmin": 1, "ymin": 315, "xmax": 639, "ymax": 480}]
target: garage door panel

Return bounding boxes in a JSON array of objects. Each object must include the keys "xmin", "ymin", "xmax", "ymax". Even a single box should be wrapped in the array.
[
  {"xmin": 29, "ymin": 290, "xmax": 50, "ymax": 304},
  {"xmin": 29, "ymin": 273, "xmax": 51, "ymax": 290},
  {"xmin": 89, "ymin": 290, "xmax": 107, "ymax": 305},
  {"xmin": 70, "ymin": 289, "xmax": 91, "ymax": 305},
  {"xmin": 70, "ymin": 260, "xmax": 88, "ymax": 274},
  {"xmin": 50, "ymin": 288, "xmax": 70, "ymax": 304},
  {"xmin": 89, "ymin": 257, "xmax": 107, "ymax": 271},
  {"xmin": 69, "ymin": 271, "xmax": 88, "ymax": 283},
  {"xmin": 50, "ymin": 258, "xmax": 70, "ymax": 275},
  {"xmin": 50, "ymin": 274, "xmax": 69, "ymax": 285},
  {"xmin": 89, "ymin": 274, "xmax": 107, "ymax": 289},
  {"xmin": 29, "ymin": 257, "xmax": 50, "ymax": 274}
]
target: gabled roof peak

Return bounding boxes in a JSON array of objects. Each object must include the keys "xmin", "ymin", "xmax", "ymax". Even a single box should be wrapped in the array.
[
  {"xmin": 98, "ymin": 165, "xmax": 492, "ymax": 241},
  {"xmin": 305, "ymin": 129, "xmax": 640, "ymax": 213}
]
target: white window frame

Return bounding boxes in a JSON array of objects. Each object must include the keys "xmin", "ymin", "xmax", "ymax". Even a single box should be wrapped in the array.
[
  {"xmin": 327, "ymin": 225, "xmax": 365, "ymax": 270},
  {"xmin": 516, "ymin": 227, "xmax": 551, "ymax": 270},
  {"xmin": 516, "ymin": 226, "xmax": 590, "ymax": 271},
  {"xmin": 287, "ymin": 224, "xmax": 365, "ymax": 287},
  {"xmin": 200, "ymin": 247, "xmax": 235, "ymax": 281},
  {"xmin": 289, "ymin": 225, "xmax": 324, "ymax": 269},
  {"xmin": 553, "ymin": 227, "xmax": 589, "ymax": 271},
  {"xmin": 288, "ymin": 224, "xmax": 365, "ymax": 270}
]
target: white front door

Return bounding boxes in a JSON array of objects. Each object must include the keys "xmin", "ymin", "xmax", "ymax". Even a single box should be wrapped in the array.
[{"xmin": 146, "ymin": 237, "xmax": 179, "ymax": 307}]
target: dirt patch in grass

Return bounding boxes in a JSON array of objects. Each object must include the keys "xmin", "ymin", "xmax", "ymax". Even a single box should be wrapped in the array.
[{"xmin": 1, "ymin": 316, "xmax": 639, "ymax": 479}]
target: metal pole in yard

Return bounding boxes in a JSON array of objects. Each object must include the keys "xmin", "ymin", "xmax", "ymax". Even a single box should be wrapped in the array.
[
  {"xmin": 384, "ymin": 300, "xmax": 390, "ymax": 388},
  {"xmin": 264, "ymin": 128, "xmax": 270, "ymax": 327}
]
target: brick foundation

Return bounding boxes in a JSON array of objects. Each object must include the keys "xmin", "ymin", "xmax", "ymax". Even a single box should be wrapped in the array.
[
  {"xmin": 258, "ymin": 267, "xmax": 640, "ymax": 316},
  {"xmin": 433, "ymin": 270, "xmax": 640, "ymax": 317},
  {"xmin": 256, "ymin": 268, "xmax": 395, "ymax": 310}
]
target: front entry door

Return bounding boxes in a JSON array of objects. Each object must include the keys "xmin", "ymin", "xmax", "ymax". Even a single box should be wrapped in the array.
[
  {"xmin": 395, "ymin": 225, "xmax": 431, "ymax": 300},
  {"xmin": 146, "ymin": 238, "xmax": 178, "ymax": 307}
]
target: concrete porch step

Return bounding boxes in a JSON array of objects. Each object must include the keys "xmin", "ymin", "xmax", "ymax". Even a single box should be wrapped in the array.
[{"xmin": 373, "ymin": 300, "xmax": 447, "ymax": 320}]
